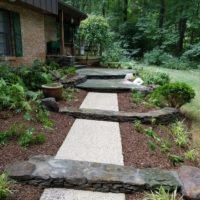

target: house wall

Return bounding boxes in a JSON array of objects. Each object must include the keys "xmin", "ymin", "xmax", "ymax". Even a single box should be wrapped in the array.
[{"xmin": 0, "ymin": 1, "xmax": 46, "ymax": 65}]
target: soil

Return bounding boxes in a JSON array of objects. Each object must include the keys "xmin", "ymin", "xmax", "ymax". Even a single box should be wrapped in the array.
[
  {"xmin": 118, "ymin": 92, "xmax": 199, "ymax": 200},
  {"xmin": 118, "ymin": 92, "xmax": 156, "ymax": 113},
  {"xmin": 0, "ymin": 89, "xmax": 87, "ymax": 200}
]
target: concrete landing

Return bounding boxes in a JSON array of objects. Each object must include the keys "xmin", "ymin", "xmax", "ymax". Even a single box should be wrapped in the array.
[{"xmin": 40, "ymin": 92, "xmax": 125, "ymax": 200}]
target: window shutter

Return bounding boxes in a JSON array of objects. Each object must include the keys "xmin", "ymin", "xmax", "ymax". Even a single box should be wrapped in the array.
[{"xmin": 11, "ymin": 12, "xmax": 23, "ymax": 57}]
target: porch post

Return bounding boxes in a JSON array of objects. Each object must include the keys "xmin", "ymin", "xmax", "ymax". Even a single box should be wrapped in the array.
[{"xmin": 60, "ymin": 10, "xmax": 65, "ymax": 55}]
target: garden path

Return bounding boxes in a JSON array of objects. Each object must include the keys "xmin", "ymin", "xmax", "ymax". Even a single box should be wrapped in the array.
[{"xmin": 40, "ymin": 92, "xmax": 125, "ymax": 200}]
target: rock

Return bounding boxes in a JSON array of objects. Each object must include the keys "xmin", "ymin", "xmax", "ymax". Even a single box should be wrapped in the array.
[
  {"xmin": 59, "ymin": 107, "xmax": 179, "ymax": 125},
  {"xmin": 6, "ymin": 155, "xmax": 181, "ymax": 193},
  {"xmin": 61, "ymin": 75, "xmax": 87, "ymax": 88},
  {"xmin": 41, "ymin": 98, "xmax": 59, "ymax": 112},
  {"xmin": 178, "ymin": 166, "xmax": 200, "ymax": 200}
]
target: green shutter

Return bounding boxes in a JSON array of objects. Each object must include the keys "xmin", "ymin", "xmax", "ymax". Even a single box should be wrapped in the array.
[{"xmin": 11, "ymin": 12, "xmax": 23, "ymax": 57}]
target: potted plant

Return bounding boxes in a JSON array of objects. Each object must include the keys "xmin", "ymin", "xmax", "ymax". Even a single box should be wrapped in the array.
[
  {"xmin": 41, "ymin": 83, "xmax": 63, "ymax": 100},
  {"xmin": 76, "ymin": 15, "xmax": 110, "ymax": 66}
]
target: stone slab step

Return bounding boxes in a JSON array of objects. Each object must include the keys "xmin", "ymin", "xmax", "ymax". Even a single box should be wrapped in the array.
[
  {"xmin": 6, "ymin": 155, "xmax": 181, "ymax": 193},
  {"xmin": 59, "ymin": 107, "xmax": 179, "ymax": 124},
  {"xmin": 77, "ymin": 68, "xmax": 137, "ymax": 79}
]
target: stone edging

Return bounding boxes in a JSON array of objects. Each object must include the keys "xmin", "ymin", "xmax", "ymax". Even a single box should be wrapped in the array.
[
  {"xmin": 7, "ymin": 156, "xmax": 200, "ymax": 199},
  {"xmin": 59, "ymin": 107, "xmax": 179, "ymax": 124},
  {"xmin": 6, "ymin": 155, "xmax": 180, "ymax": 193}
]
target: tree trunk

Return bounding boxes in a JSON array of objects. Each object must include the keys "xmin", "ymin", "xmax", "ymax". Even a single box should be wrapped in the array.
[
  {"xmin": 123, "ymin": 0, "xmax": 128, "ymax": 22},
  {"xmin": 158, "ymin": 0, "xmax": 165, "ymax": 46},
  {"xmin": 176, "ymin": 17, "xmax": 187, "ymax": 56}
]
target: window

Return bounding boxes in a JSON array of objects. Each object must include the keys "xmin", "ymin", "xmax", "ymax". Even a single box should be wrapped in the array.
[{"xmin": 0, "ymin": 9, "xmax": 22, "ymax": 57}]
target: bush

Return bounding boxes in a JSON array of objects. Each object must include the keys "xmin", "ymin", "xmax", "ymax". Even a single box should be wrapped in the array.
[
  {"xmin": 151, "ymin": 82, "xmax": 195, "ymax": 108},
  {"xmin": 17, "ymin": 60, "xmax": 52, "ymax": 90},
  {"xmin": 0, "ymin": 173, "xmax": 13, "ymax": 199},
  {"xmin": 183, "ymin": 42, "xmax": 200, "ymax": 62},
  {"xmin": 18, "ymin": 129, "xmax": 46, "ymax": 147},
  {"xmin": 162, "ymin": 57, "xmax": 195, "ymax": 70},
  {"xmin": 0, "ymin": 79, "xmax": 31, "ymax": 111},
  {"xmin": 171, "ymin": 121, "xmax": 189, "ymax": 147},
  {"xmin": 140, "ymin": 70, "xmax": 170, "ymax": 86},
  {"xmin": 144, "ymin": 48, "xmax": 172, "ymax": 66}
]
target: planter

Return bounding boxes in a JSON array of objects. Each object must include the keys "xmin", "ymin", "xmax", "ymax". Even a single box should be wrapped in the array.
[
  {"xmin": 41, "ymin": 83, "xmax": 63, "ymax": 100},
  {"xmin": 75, "ymin": 56, "xmax": 101, "ymax": 66}
]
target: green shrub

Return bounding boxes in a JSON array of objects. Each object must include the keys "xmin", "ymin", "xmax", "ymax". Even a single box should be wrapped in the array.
[
  {"xmin": 184, "ymin": 149, "xmax": 198, "ymax": 161},
  {"xmin": 162, "ymin": 57, "xmax": 193, "ymax": 70},
  {"xmin": 131, "ymin": 91, "xmax": 145, "ymax": 104},
  {"xmin": 62, "ymin": 88, "xmax": 77, "ymax": 102},
  {"xmin": 168, "ymin": 154, "xmax": 184, "ymax": 165},
  {"xmin": 0, "ymin": 173, "xmax": 13, "ymax": 199},
  {"xmin": 133, "ymin": 120, "xmax": 144, "ymax": 133},
  {"xmin": 0, "ymin": 79, "xmax": 31, "ymax": 111},
  {"xmin": 140, "ymin": 70, "xmax": 170, "ymax": 86},
  {"xmin": 171, "ymin": 121, "xmax": 188, "ymax": 147},
  {"xmin": 144, "ymin": 48, "xmax": 172, "ymax": 66},
  {"xmin": 150, "ymin": 82, "xmax": 195, "ymax": 108},
  {"xmin": 18, "ymin": 129, "xmax": 46, "ymax": 147},
  {"xmin": 160, "ymin": 140, "xmax": 171, "ymax": 153},
  {"xmin": 145, "ymin": 186, "xmax": 182, "ymax": 200},
  {"xmin": 183, "ymin": 42, "xmax": 200, "ymax": 62}
]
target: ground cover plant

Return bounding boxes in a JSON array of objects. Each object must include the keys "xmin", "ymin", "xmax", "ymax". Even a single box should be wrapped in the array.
[{"xmin": 0, "ymin": 173, "xmax": 13, "ymax": 199}]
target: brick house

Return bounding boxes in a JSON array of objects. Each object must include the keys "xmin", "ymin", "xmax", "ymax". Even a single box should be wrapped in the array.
[{"xmin": 0, "ymin": 0, "xmax": 87, "ymax": 65}]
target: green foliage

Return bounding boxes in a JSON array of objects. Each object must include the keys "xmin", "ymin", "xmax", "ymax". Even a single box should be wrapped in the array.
[
  {"xmin": 184, "ymin": 149, "xmax": 198, "ymax": 161},
  {"xmin": 160, "ymin": 140, "xmax": 172, "ymax": 153},
  {"xmin": 78, "ymin": 15, "xmax": 110, "ymax": 54},
  {"xmin": 62, "ymin": 88, "xmax": 77, "ymax": 102},
  {"xmin": 18, "ymin": 129, "xmax": 46, "ymax": 147},
  {"xmin": 17, "ymin": 60, "xmax": 52, "ymax": 90},
  {"xmin": 131, "ymin": 91, "xmax": 144, "ymax": 104},
  {"xmin": 61, "ymin": 67, "xmax": 76, "ymax": 77},
  {"xmin": 145, "ymin": 186, "xmax": 182, "ymax": 200},
  {"xmin": 183, "ymin": 42, "xmax": 200, "ymax": 62},
  {"xmin": 150, "ymin": 82, "xmax": 195, "ymax": 108},
  {"xmin": 35, "ymin": 108, "xmax": 53, "ymax": 128},
  {"xmin": 140, "ymin": 70, "xmax": 170, "ymax": 86},
  {"xmin": 0, "ymin": 79, "xmax": 31, "ymax": 112},
  {"xmin": 147, "ymin": 140, "xmax": 157, "ymax": 151},
  {"xmin": 168, "ymin": 154, "xmax": 184, "ymax": 165},
  {"xmin": 133, "ymin": 120, "xmax": 144, "ymax": 133},
  {"xmin": 0, "ymin": 173, "xmax": 13, "ymax": 199},
  {"xmin": 171, "ymin": 121, "xmax": 189, "ymax": 147},
  {"xmin": 144, "ymin": 48, "xmax": 172, "ymax": 66}
]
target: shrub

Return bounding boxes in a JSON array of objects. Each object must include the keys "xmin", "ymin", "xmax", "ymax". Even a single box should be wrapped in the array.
[
  {"xmin": 168, "ymin": 154, "xmax": 184, "ymax": 165},
  {"xmin": 184, "ymin": 149, "xmax": 198, "ymax": 161},
  {"xmin": 145, "ymin": 186, "xmax": 182, "ymax": 200},
  {"xmin": 171, "ymin": 121, "xmax": 189, "ymax": 147},
  {"xmin": 18, "ymin": 129, "xmax": 46, "ymax": 147},
  {"xmin": 162, "ymin": 57, "xmax": 194, "ymax": 70},
  {"xmin": 0, "ymin": 173, "xmax": 13, "ymax": 199},
  {"xmin": 151, "ymin": 82, "xmax": 195, "ymax": 108},
  {"xmin": 144, "ymin": 48, "xmax": 172, "ymax": 66},
  {"xmin": 140, "ymin": 70, "xmax": 170, "ymax": 86},
  {"xmin": 133, "ymin": 120, "xmax": 144, "ymax": 133},
  {"xmin": 183, "ymin": 42, "xmax": 200, "ymax": 62},
  {"xmin": 131, "ymin": 91, "xmax": 145, "ymax": 104},
  {"xmin": 0, "ymin": 79, "xmax": 31, "ymax": 112}
]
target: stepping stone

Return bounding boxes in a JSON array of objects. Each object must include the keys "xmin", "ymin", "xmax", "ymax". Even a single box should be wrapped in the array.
[
  {"xmin": 41, "ymin": 189, "xmax": 124, "ymax": 200},
  {"xmin": 77, "ymin": 68, "xmax": 136, "ymax": 79},
  {"xmin": 80, "ymin": 92, "xmax": 119, "ymax": 111},
  {"xmin": 76, "ymin": 79, "xmax": 150, "ymax": 93}
]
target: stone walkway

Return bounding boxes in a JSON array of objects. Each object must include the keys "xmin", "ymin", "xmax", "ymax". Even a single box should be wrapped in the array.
[{"xmin": 40, "ymin": 92, "xmax": 125, "ymax": 200}]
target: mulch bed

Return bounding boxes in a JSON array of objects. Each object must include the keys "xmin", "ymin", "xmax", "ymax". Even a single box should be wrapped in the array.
[
  {"xmin": 118, "ymin": 92, "xmax": 199, "ymax": 200},
  {"xmin": 118, "ymin": 92, "xmax": 156, "ymax": 113},
  {"xmin": 0, "ymin": 89, "xmax": 87, "ymax": 200}
]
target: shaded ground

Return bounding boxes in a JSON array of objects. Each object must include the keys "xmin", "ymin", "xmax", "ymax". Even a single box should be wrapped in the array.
[{"xmin": 1, "ymin": 89, "xmax": 87, "ymax": 200}]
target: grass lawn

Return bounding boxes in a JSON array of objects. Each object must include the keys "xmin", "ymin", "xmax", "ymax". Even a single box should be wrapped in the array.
[{"xmin": 138, "ymin": 64, "xmax": 200, "ymax": 145}]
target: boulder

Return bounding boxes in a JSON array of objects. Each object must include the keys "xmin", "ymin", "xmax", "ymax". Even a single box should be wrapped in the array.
[
  {"xmin": 41, "ymin": 98, "xmax": 59, "ymax": 112},
  {"xmin": 178, "ymin": 166, "xmax": 200, "ymax": 200}
]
